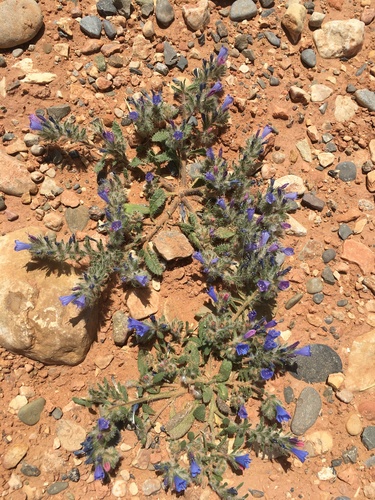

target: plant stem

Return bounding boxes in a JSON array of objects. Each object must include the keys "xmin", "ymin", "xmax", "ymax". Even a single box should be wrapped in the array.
[
  {"xmin": 108, "ymin": 388, "xmax": 186, "ymax": 410},
  {"xmin": 232, "ymin": 292, "xmax": 257, "ymax": 321}
]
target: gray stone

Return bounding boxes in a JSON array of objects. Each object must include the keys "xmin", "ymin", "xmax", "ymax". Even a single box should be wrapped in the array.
[
  {"xmin": 113, "ymin": 0, "xmax": 132, "ymax": 18},
  {"xmin": 260, "ymin": 0, "xmax": 273, "ymax": 6},
  {"xmin": 322, "ymin": 249, "xmax": 336, "ymax": 263},
  {"xmin": 264, "ymin": 31, "xmax": 280, "ymax": 47},
  {"xmin": 103, "ymin": 20, "xmax": 117, "ymax": 40},
  {"xmin": 0, "ymin": 55, "xmax": 6, "ymax": 67},
  {"xmin": 230, "ymin": 0, "xmax": 257, "ymax": 22},
  {"xmin": 138, "ymin": 0, "xmax": 154, "ymax": 17},
  {"xmin": 12, "ymin": 48, "xmax": 23, "ymax": 57},
  {"xmin": 142, "ymin": 478, "xmax": 161, "ymax": 496},
  {"xmin": 338, "ymin": 224, "xmax": 353, "ymax": 240},
  {"xmin": 0, "ymin": 0, "xmax": 43, "ymax": 49},
  {"xmin": 65, "ymin": 206, "xmax": 90, "ymax": 232},
  {"xmin": 289, "ymin": 344, "xmax": 343, "ymax": 383},
  {"xmin": 154, "ymin": 62, "xmax": 169, "ymax": 76},
  {"xmin": 301, "ymin": 49, "xmax": 316, "ymax": 68},
  {"xmin": 365, "ymin": 455, "xmax": 375, "ymax": 468},
  {"xmin": 313, "ymin": 19, "xmax": 365, "ymax": 59},
  {"xmin": 291, "ymin": 387, "xmax": 322, "ymax": 435},
  {"xmin": 322, "ymin": 266, "xmax": 335, "ymax": 285},
  {"xmin": 285, "ymin": 292, "xmax": 303, "ymax": 310},
  {"xmin": 47, "ymin": 105, "xmax": 71, "ymax": 121},
  {"xmin": 176, "ymin": 56, "xmax": 188, "ymax": 71},
  {"xmin": 354, "ymin": 89, "xmax": 375, "ymax": 112},
  {"xmin": 342, "ymin": 445, "xmax": 358, "ymax": 464},
  {"xmin": 301, "ymin": 193, "xmax": 325, "ymax": 211},
  {"xmin": 21, "ymin": 463, "xmax": 41, "ymax": 477},
  {"xmin": 216, "ymin": 21, "xmax": 228, "ymax": 38},
  {"xmin": 306, "ymin": 277, "xmax": 323, "ymax": 294},
  {"xmin": 0, "ymin": 196, "xmax": 6, "ymax": 211},
  {"xmin": 112, "ymin": 310, "xmax": 128, "ymax": 346},
  {"xmin": 153, "ymin": 230, "xmax": 194, "ymax": 261},
  {"xmin": 97, "ymin": 0, "xmax": 117, "ymax": 17},
  {"xmin": 18, "ymin": 397, "xmax": 46, "ymax": 426},
  {"xmin": 80, "ymin": 16, "xmax": 102, "ymax": 39},
  {"xmin": 362, "ymin": 426, "xmax": 375, "ymax": 450},
  {"xmin": 46, "ymin": 482, "xmax": 69, "ymax": 495},
  {"xmin": 51, "ymin": 407, "xmax": 63, "ymax": 419},
  {"xmin": 284, "ymin": 386, "xmax": 294, "ymax": 404},
  {"xmin": 336, "ymin": 161, "xmax": 356, "ymax": 182},
  {"xmin": 234, "ymin": 34, "xmax": 249, "ymax": 51},
  {"xmin": 309, "ymin": 12, "xmax": 325, "ymax": 29},
  {"xmin": 155, "ymin": 0, "xmax": 175, "ymax": 27},
  {"xmin": 313, "ymin": 293, "xmax": 324, "ymax": 304},
  {"xmin": 23, "ymin": 133, "xmax": 39, "ymax": 147},
  {"xmin": 164, "ymin": 41, "xmax": 178, "ymax": 67}
]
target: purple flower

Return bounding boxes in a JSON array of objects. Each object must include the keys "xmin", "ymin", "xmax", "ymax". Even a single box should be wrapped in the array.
[
  {"xmin": 264, "ymin": 319, "xmax": 277, "ymax": 328},
  {"xmin": 207, "ymin": 286, "xmax": 218, "ymax": 303},
  {"xmin": 192, "ymin": 251, "xmax": 205, "ymax": 265},
  {"xmin": 264, "ymin": 338, "xmax": 277, "ymax": 351},
  {"xmin": 173, "ymin": 130, "xmax": 184, "ymax": 141},
  {"xmin": 173, "ymin": 475, "xmax": 187, "ymax": 492},
  {"xmin": 190, "ymin": 459, "xmax": 201, "ymax": 478},
  {"xmin": 221, "ymin": 95, "xmax": 234, "ymax": 111},
  {"xmin": 257, "ymin": 280, "xmax": 270, "ymax": 292},
  {"xmin": 98, "ymin": 187, "xmax": 110, "ymax": 203},
  {"xmin": 152, "ymin": 92, "xmax": 162, "ymax": 105},
  {"xmin": 248, "ymin": 310, "xmax": 257, "ymax": 321},
  {"xmin": 275, "ymin": 405, "xmax": 291, "ymax": 423},
  {"xmin": 135, "ymin": 275, "xmax": 148, "ymax": 287},
  {"xmin": 206, "ymin": 147, "xmax": 214, "ymax": 160},
  {"xmin": 145, "ymin": 172, "xmax": 154, "ymax": 183},
  {"xmin": 234, "ymin": 454, "xmax": 251, "ymax": 470},
  {"xmin": 282, "ymin": 247, "xmax": 294, "ymax": 256},
  {"xmin": 14, "ymin": 240, "xmax": 32, "ymax": 251},
  {"xmin": 290, "ymin": 447, "xmax": 308, "ymax": 463},
  {"xmin": 29, "ymin": 114, "xmax": 44, "ymax": 131},
  {"xmin": 281, "ymin": 222, "xmax": 291, "ymax": 229},
  {"xmin": 278, "ymin": 280, "xmax": 290, "ymax": 290},
  {"xmin": 260, "ymin": 368, "xmax": 274, "ymax": 380},
  {"xmin": 111, "ymin": 220, "xmax": 122, "ymax": 232},
  {"xmin": 205, "ymin": 172, "xmax": 216, "ymax": 182},
  {"xmin": 207, "ymin": 81, "xmax": 223, "ymax": 97},
  {"xmin": 294, "ymin": 345, "xmax": 311, "ymax": 356},
  {"xmin": 267, "ymin": 243, "xmax": 279, "ymax": 252},
  {"xmin": 59, "ymin": 294, "xmax": 86, "ymax": 308},
  {"xmin": 128, "ymin": 111, "xmax": 139, "ymax": 121},
  {"xmin": 243, "ymin": 329, "xmax": 256, "ymax": 339},
  {"xmin": 261, "ymin": 125, "xmax": 274, "ymax": 139},
  {"xmin": 284, "ymin": 192, "xmax": 298, "ymax": 200},
  {"xmin": 247, "ymin": 208, "xmax": 255, "ymax": 221},
  {"xmin": 102, "ymin": 131, "xmax": 114, "ymax": 142},
  {"xmin": 98, "ymin": 417, "xmax": 110, "ymax": 430},
  {"xmin": 217, "ymin": 46, "xmax": 228, "ymax": 66},
  {"xmin": 94, "ymin": 464, "xmax": 105, "ymax": 480},
  {"xmin": 216, "ymin": 198, "xmax": 227, "ymax": 210},
  {"xmin": 266, "ymin": 192, "xmax": 276, "ymax": 204},
  {"xmin": 236, "ymin": 343, "xmax": 250, "ymax": 356},
  {"xmin": 259, "ymin": 231, "xmax": 270, "ymax": 247},
  {"xmin": 128, "ymin": 317, "xmax": 150, "ymax": 337},
  {"xmin": 238, "ymin": 405, "xmax": 248, "ymax": 419}
]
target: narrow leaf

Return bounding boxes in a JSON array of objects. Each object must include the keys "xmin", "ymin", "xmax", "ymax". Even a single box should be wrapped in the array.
[{"xmin": 150, "ymin": 188, "xmax": 166, "ymax": 218}]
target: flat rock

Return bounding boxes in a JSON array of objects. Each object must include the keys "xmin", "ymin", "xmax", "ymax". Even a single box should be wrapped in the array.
[
  {"xmin": 289, "ymin": 344, "xmax": 342, "ymax": 383},
  {"xmin": 80, "ymin": 16, "xmax": 102, "ymax": 39},
  {"xmin": 132, "ymin": 34, "xmax": 152, "ymax": 60},
  {"xmin": 354, "ymin": 89, "xmax": 375, "ymax": 112},
  {"xmin": 18, "ymin": 397, "xmax": 46, "ymax": 426},
  {"xmin": 285, "ymin": 215, "xmax": 307, "ymax": 236},
  {"xmin": 281, "ymin": 4, "xmax": 306, "ymax": 44},
  {"xmin": 56, "ymin": 419, "xmax": 87, "ymax": 451},
  {"xmin": 310, "ymin": 84, "xmax": 333, "ymax": 102},
  {"xmin": 153, "ymin": 230, "xmax": 193, "ymax": 261},
  {"xmin": 97, "ymin": 0, "xmax": 117, "ymax": 17},
  {"xmin": 336, "ymin": 161, "xmax": 356, "ymax": 182},
  {"xmin": 65, "ymin": 206, "xmax": 90, "ymax": 232},
  {"xmin": 274, "ymin": 175, "xmax": 306, "ymax": 196},
  {"xmin": 362, "ymin": 426, "xmax": 375, "ymax": 450},
  {"xmin": 341, "ymin": 239, "xmax": 375, "ymax": 275},
  {"xmin": 301, "ymin": 48, "xmax": 316, "ymax": 68},
  {"xmin": 296, "ymin": 139, "xmax": 312, "ymax": 162},
  {"xmin": 155, "ymin": 0, "xmax": 175, "ymax": 27},
  {"xmin": 0, "ymin": 0, "xmax": 43, "ymax": 49},
  {"xmin": 0, "ymin": 228, "xmax": 97, "ymax": 365},
  {"xmin": 345, "ymin": 329, "xmax": 375, "ymax": 392},
  {"xmin": 2, "ymin": 443, "xmax": 28, "ymax": 469},
  {"xmin": 334, "ymin": 95, "xmax": 359, "ymax": 122},
  {"xmin": 182, "ymin": 0, "xmax": 210, "ymax": 32},
  {"xmin": 230, "ymin": 0, "xmax": 257, "ymax": 22},
  {"xmin": 301, "ymin": 193, "xmax": 325, "ymax": 211},
  {"xmin": 313, "ymin": 19, "xmax": 365, "ymax": 59},
  {"xmin": 126, "ymin": 287, "xmax": 159, "ymax": 320},
  {"xmin": 305, "ymin": 430, "xmax": 333, "ymax": 456},
  {"xmin": 291, "ymin": 387, "xmax": 322, "ymax": 435},
  {"xmin": 0, "ymin": 150, "xmax": 37, "ymax": 197}
]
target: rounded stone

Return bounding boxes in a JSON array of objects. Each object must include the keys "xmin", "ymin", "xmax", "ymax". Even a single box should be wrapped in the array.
[
  {"xmin": 0, "ymin": 0, "xmax": 43, "ymax": 49},
  {"xmin": 322, "ymin": 249, "xmax": 336, "ymax": 263},
  {"xmin": 291, "ymin": 386, "xmax": 322, "ymax": 435},
  {"xmin": 346, "ymin": 414, "xmax": 362, "ymax": 436},
  {"xmin": 336, "ymin": 161, "xmax": 357, "ymax": 182},
  {"xmin": 301, "ymin": 48, "xmax": 316, "ymax": 68},
  {"xmin": 306, "ymin": 277, "xmax": 323, "ymax": 294},
  {"xmin": 289, "ymin": 344, "xmax": 343, "ymax": 383},
  {"xmin": 18, "ymin": 397, "xmax": 46, "ymax": 426}
]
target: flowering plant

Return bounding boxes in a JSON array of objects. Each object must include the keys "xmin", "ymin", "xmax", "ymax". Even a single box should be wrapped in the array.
[{"xmin": 18, "ymin": 47, "xmax": 309, "ymax": 498}]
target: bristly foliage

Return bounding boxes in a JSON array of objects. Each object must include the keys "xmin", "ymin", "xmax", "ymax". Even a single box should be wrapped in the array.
[{"xmin": 21, "ymin": 46, "xmax": 309, "ymax": 498}]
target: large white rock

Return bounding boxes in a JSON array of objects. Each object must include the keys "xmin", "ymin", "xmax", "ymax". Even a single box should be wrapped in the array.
[
  {"xmin": 313, "ymin": 19, "xmax": 365, "ymax": 59},
  {"xmin": 182, "ymin": 0, "xmax": 210, "ymax": 32},
  {"xmin": 0, "ymin": 0, "xmax": 43, "ymax": 49},
  {"xmin": 334, "ymin": 95, "xmax": 359, "ymax": 123},
  {"xmin": 0, "ymin": 228, "xmax": 97, "ymax": 365}
]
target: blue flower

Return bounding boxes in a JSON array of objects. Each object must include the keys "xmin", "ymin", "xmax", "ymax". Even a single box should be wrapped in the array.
[
  {"xmin": 207, "ymin": 286, "xmax": 218, "ymax": 303},
  {"xmin": 217, "ymin": 46, "xmax": 228, "ymax": 66},
  {"xmin": 111, "ymin": 220, "xmax": 122, "ymax": 232},
  {"xmin": 238, "ymin": 405, "xmax": 248, "ymax": 419},
  {"xmin": 145, "ymin": 172, "xmax": 154, "ymax": 182},
  {"xmin": 260, "ymin": 368, "xmax": 274, "ymax": 380},
  {"xmin": 98, "ymin": 417, "xmax": 110, "ymax": 430},
  {"xmin": 29, "ymin": 114, "xmax": 45, "ymax": 131},
  {"xmin": 267, "ymin": 329, "xmax": 280, "ymax": 339},
  {"xmin": 207, "ymin": 81, "xmax": 223, "ymax": 97},
  {"xmin": 221, "ymin": 95, "xmax": 234, "ymax": 111},
  {"xmin": 264, "ymin": 338, "xmax": 277, "ymax": 351},
  {"xmin": 247, "ymin": 208, "xmax": 255, "ymax": 221},
  {"xmin": 59, "ymin": 294, "xmax": 86, "ymax": 308},
  {"xmin": 129, "ymin": 111, "xmax": 139, "ymax": 121},
  {"xmin": 98, "ymin": 188, "xmax": 110, "ymax": 203},
  {"xmin": 266, "ymin": 192, "xmax": 276, "ymax": 204},
  {"xmin": 128, "ymin": 317, "xmax": 150, "ymax": 337},
  {"xmin": 216, "ymin": 198, "xmax": 227, "ymax": 210},
  {"xmin": 205, "ymin": 172, "xmax": 216, "ymax": 182},
  {"xmin": 173, "ymin": 475, "xmax": 187, "ymax": 492},
  {"xmin": 94, "ymin": 464, "xmax": 105, "ymax": 480},
  {"xmin": 236, "ymin": 343, "xmax": 249, "ymax": 356},
  {"xmin": 261, "ymin": 125, "xmax": 274, "ymax": 139},
  {"xmin": 102, "ymin": 131, "xmax": 114, "ymax": 142},
  {"xmin": 257, "ymin": 280, "xmax": 270, "ymax": 292},
  {"xmin": 135, "ymin": 275, "xmax": 148, "ymax": 287},
  {"xmin": 14, "ymin": 240, "xmax": 32, "ymax": 251},
  {"xmin": 294, "ymin": 345, "xmax": 311, "ymax": 356},
  {"xmin": 258, "ymin": 231, "xmax": 270, "ymax": 247},
  {"xmin": 275, "ymin": 405, "xmax": 291, "ymax": 423},
  {"xmin": 173, "ymin": 130, "xmax": 184, "ymax": 141},
  {"xmin": 206, "ymin": 147, "xmax": 214, "ymax": 160},
  {"xmin": 282, "ymin": 247, "xmax": 294, "ymax": 256},
  {"xmin": 190, "ymin": 459, "xmax": 201, "ymax": 478},
  {"xmin": 290, "ymin": 447, "xmax": 308, "ymax": 463},
  {"xmin": 234, "ymin": 454, "xmax": 251, "ymax": 470},
  {"xmin": 284, "ymin": 192, "xmax": 298, "ymax": 200},
  {"xmin": 278, "ymin": 280, "xmax": 290, "ymax": 290},
  {"xmin": 248, "ymin": 310, "xmax": 257, "ymax": 321},
  {"xmin": 264, "ymin": 319, "xmax": 277, "ymax": 328},
  {"xmin": 192, "ymin": 251, "xmax": 205, "ymax": 265},
  {"xmin": 152, "ymin": 92, "xmax": 162, "ymax": 105}
]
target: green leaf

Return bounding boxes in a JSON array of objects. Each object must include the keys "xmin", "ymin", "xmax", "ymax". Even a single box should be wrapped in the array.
[
  {"xmin": 72, "ymin": 397, "xmax": 92, "ymax": 408},
  {"xmin": 217, "ymin": 383, "xmax": 228, "ymax": 400},
  {"xmin": 233, "ymin": 433, "xmax": 245, "ymax": 450},
  {"xmin": 152, "ymin": 129, "xmax": 170, "ymax": 142},
  {"xmin": 137, "ymin": 349, "xmax": 148, "ymax": 376},
  {"xmin": 203, "ymin": 387, "xmax": 213, "ymax": 404},
  {"xmin": 184, "ymin": 342, "xmax": 200, "ymax": 367},
  {"xmin": 112, "ymin": 121, "xmax": 123, "ymax": 142},
  {"xmin": 152, "ymin": 372, "xmax": 166, "ymax": 384},
  {"xmin": 187, "ymin": 432, "xmax": 195, "ymax": 442},
  {"xmin": 124, "ymin": 203, "xmax": 150, "ymax": 215},
  {"xmin": 214, "ymin": 227, "xmax": 235, "ymax": 240},
  {"xmin": 142, "ymin": 247, "xmax": 164, "ymax": 276},
  {"xmin": 165, "ymin": 403, "xmax": 196, "ymax": 440},
  {"xmin": 130, "ymin": 157, "xmax": 143, "ymax": 168},
  {"xmin": 193, "ymin": 404, "xmax": 206, "ymax": 422},
  {"xmin": 142, "ymin": 404, "xmax": 155, "ymax": 415},
  {"xmin": 94, "ymin": 156, "xmax": 106, "ymax": 174},
  {"xmin": 149, "ymin": 188, "xmax": 166, "ymax": 218},
  {"xmin": 217, "ymin": 360, "xmax": 232, "ymax": 382}
]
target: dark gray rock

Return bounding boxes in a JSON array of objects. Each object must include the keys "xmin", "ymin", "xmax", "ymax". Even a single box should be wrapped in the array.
[
  {"xmin": 154, "ymin": 62, "xmax": 169, "ymax": 76},
  {"xmin": 67, "ymin": 467, "xmax": 80, "ymax": 482},
  {"xmin": 301, "ymin": 49, "xmax": 316, "ymax": 68},
  {"xmin": 155, "ymin": 0, "xmax": 174, "ymax": 27},
  {"xmin": 47, "ymin": 104, "xmax": 71, "ymax": 121},
  {"xmin": 0, "ymin": 196, "xmax": 6, "ymax": 211},
  {"xmin": 0, "ymin": 55, "xmax": 6, "ymax": 67},
  {"xmin": 242, "ymin": 49, "xmax": 255, "ymax": 62},
  {"xmin": 336, "ymin": 161, "xmax": 356, "ymax": 182},
  {"xmin": 269, "ymin": 76, "xmax": 279, "ymax": 86},
  {"xmin": 138, "ymin": 0, "xmax": 154, "ymax": 17},
  {"xmin": 216, "ymin": 21, "xmax": 228, "ymax": 38},
  {"xmin": 260, "ymin": 0, "xmax": 274, "ymax": 7},
  {"xmin": 234, "ymin": 34, "xmax": 248, "ymax": 51},
  {"xmin": 176, "ymin": 56, "xmax": 188, "ymax": 71},
  {"xmin": 108, "ymin": 54, "xmax": 123, "ymax": 68},
  {"xmin": 301, "ymin": 193, "xmax": 325, "ymax": 211},
  {"xmin": 289, "ymin": 344, "xmax": 343, "ymax": 383},
  {"xmin": 264, "ymin": 31, "xmax": 280, "ymax": 47},
  {"xmin": 285, "ymin": 292, "xmax": 303, "ymax": 310},
  {"xmin": 18, "ymin": 397, "xmax": 46, "ymax": 426},
  {"xmin": 21, "ymin": 463, "xmax": 41, "ymax": 477},
  {"xmin": 322, "ymin": 248, "xmax": 336, "ymax": 263},
  {"xmin": 103, "ymin": 20, "xmax": 117, "ymax": 39},
  {"xmin": 337, "ymin": 299, "xmax": 348, "ymax": 307},
  {"xmin": 46, "ymin": 482, "xmax": 69, "ymax": 495},
  {"xmin": 284, "ymin": 386, "xmax": 294, "ymax": 404},
  {"xmin": 230, "ymin": 0, "xmax": 257, "ymax": 22},
  {"xmin": 313, "ymin": 293, "xmax": 324, "ymax": 304},
  {"xmin": 338, "ymin": 224, "xmax": 353, "ymax": 240},
  {"xmin": 291, "ymin": 387, "xmax": 322, "ymax": 435},
  {"xmin": 113, "ymin": 0, "xmax": 131, "ymax": 18},
  {"xmin": 80, "ymin": 16, "xmax": 102, "ymax": 39},
  {"xmin": 97, "ymin": 0, "xmax": 117, "ymax": 17},
  {"xmin": 365, "ymin": 455, "xmax": 375, "ymax": 468},
  {"xmin": 354, "ymin": 89, "xmax": 375, "ymax": 112},
  {"xmin": 112, "ymin": 310, "xmax": 128, "ymax": 346},
  {"xmin": 322, "ymin": 266, "xmax": 335, "ymax": 285},
  {"xmin": 342, "ymin": 446, "xmax": 358, "ymax": 464},
  {"xmin": 164, "ymin": 41, "xmax": 178, "ymax": 67},
  {"xmin": 346, "ymin": 84, "xmax": 356, "ymax": 93},
  {"xmin": 52, "ymin": 407, "xmax": 63, "ymax": 419},
  {"xmin": 362, "ymin": 426, "xmax": 375, "ymax": 450}
]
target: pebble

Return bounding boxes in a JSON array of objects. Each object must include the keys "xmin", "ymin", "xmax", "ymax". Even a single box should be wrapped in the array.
[
  {"xmin": 138, "ymin": 0, "xmax": 153, "ymax": 17},
  {"xmin": 249, "ymin": 490, "xmax": 265, "ymax": 498},
  {"xmin": 336, "ymin": 161, "xmax": 357, "ymax": 182},
  {"xmin": 67, "ymin": 467, "xmax": 80, "ymax": 482},
  {"xmin": 282, "ymin": 4, "xmax": 306, "ymax": 43},
  {"xmin": 311, "ymin": 84, "xmax": 333, "ymax": 102},
  {"xmin": 309, "ymin": 12, "xmax": 325, "ymax": 29},
  {"xmin": 51, "ymin": 407, "xmax": 63, "ymax": 420},
  {"xmin": 44, "ymin": 212, "xmax": 64, "ymax": 232},
  {"xmin": 313, "ymin": 292, "xmax": 324, "ymax": 304},
  {"xmin": 112, "ymin": 310, "xmax": 128, "ymax": 346},
  {"xmin": 182, "ymin": 1, "xmax": 210, "ymax": 32},
  {"xmin": 338, "ymin": 224, "xmax": 353, "ymax": 240},
  {"xmin": 358, "ymin": 401, "xmax": 375, "ymax": 421},
  {"xmin": 230, "ymin": 0, "xmax": 257, "ymax": 21},
  {"xmin": 354, "ymin": 89, "xmax": 375, "ymax": 112},
  {"xmin": 153, "ymin": 230, "xmax": 193, "ymax": 261},
  {"xmin": 18, "ymin": 397, "xmax": 46, "ymax": 426},
  {"xmin": 301, "ymin": 193, "xmax": 325, "ymax": 211},
  {"xmin": 342, "ymin": 446, "xmax": 358, "ymax": 464},
  {"xmin": 301, "ymin": 48, "xmax": 316, "ymax": 68},
  {"xmin": 346, "ymin": 414, "xmax": 362, "ymax": 436},
  {"xmin": 97, "ymin": 0, "xmax": 117, "ymax": 17},
  {"xmin": 317, "ymin": 467, "xmax": 336, "ymax": 481},
  {"xmin": 164, "ymin": 41, "xmax": 178, "ymax": 66},
  {"xmin": 305, "ymin": 430, "xmax": 333, "ymax": 456},
  {"xmin": 285, "ymin": 292, "xmax": 303, "ymax": 310},
  {"xmin": 155, "ymin": 0, "xmax": 175, "ymax": 27},
  {"xmin": 112, "ymin": 479, "xmax": 127, "ymax": 497},
  {"xmin": 80, "ymin": 16, "xmax": 102, "ymax": 39},
  {"xmin": 56, "ymin": 419, "xmax": 87, "ymax": 452},
  {"xmin": 362, "ymin": 426, "xmax": 375, "ymax": 450},
  {"xmin": 289, "ymin": 343, "xmax": 343, "ymax": 383},
  {"xmin": 322, "ymin": 266, "xmax": 335, "ymax": 285},
  {"xmin": 47, "ymin": 104, "xmax": 71, "ymax": 121},
  {"xmin": 46, "ymin": 482, "xmax": 69, "ymax": 495},
  {"xmin": 284, "ymin": 386, "xmax": 294, "ymax": 404},
  {"xmin": 322, "ymin": 249, "xmax": 336, "ymax": 263},
  {"xmin": 336, "ymin": 389, "xmax": 354, "ymax": 403},
  {"xmin": 264, "ymin": 31, "xmax": 281, "ymax": 48},
  {"xmin": 21, "ymin": 463, "xmax": 41, "ymax": 477},
  {"xmin": 94, "ymin": 354, "xmax": 114, "ymax": 369},
  {"xmin": 3, "ymin": 443, "xmax": 29, "ymax": 469},
  {"xmin": 142, "ymin": 20, "xmax": 154, "ymax": 39},
  {"xmin": 306, "ymin": 277, "xmax": 323, "ymax": 294},
  {"xmin": 142, "ymin": 478, "xmax": 161, "ymax": 496},
  {"xmin": 291, "ymin": 386, "xmax": 322, "ymax": 435},
  {"xmin": 0, "ymin": 196, "xmax": 6, "ymax": 211},
  {"xmin": 103, "ymin": 20, "xmax": 117, "ymax": 40}
]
